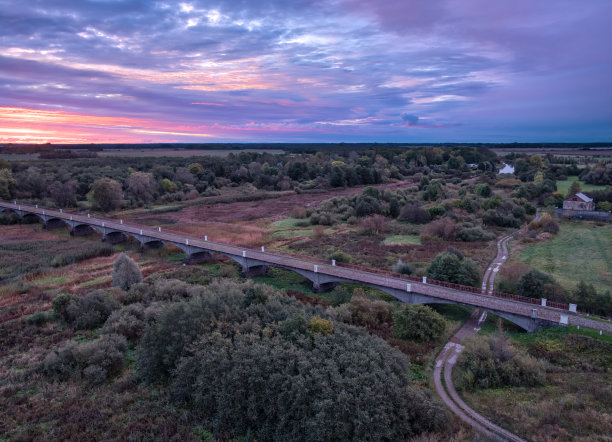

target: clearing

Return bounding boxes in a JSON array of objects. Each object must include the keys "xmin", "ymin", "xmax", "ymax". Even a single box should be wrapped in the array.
[{"xmin": 519, "ymin": 221, "xmax": 612, "ymax": 293}]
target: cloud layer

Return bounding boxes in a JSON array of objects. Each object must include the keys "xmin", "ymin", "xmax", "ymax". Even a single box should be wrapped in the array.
[{"xmin": 0, "ymin": 0, "xmax": 610, "ymax": 143}]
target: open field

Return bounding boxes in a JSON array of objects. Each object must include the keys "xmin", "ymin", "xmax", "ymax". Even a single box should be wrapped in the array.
[
  {"xmin": 556, "ymin": 176, "xmax": 609, "ymax": 195},
  {"xmin": 519, "ymin": 221, "xmax": 612, "ymax": 294},
  {"xmin": 491, "ymin": 147, "xmax": 612, "ymax": 157}
]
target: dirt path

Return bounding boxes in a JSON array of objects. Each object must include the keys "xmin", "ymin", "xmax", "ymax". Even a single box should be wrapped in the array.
[
  {"xmin": 433, "ymin": 233, "xmax": 526, "ymax": 442},
  {"xmin": 481, "ymin": 234, "xmax": 513, "ymax": 294}
]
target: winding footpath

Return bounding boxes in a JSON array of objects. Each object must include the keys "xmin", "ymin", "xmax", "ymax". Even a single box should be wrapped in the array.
[{"xmin": 433, "ymin": 234, "xmax": 526, "ymax": 442}]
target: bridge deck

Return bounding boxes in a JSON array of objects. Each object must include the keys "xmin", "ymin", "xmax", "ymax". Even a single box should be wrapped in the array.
[{"xmin": 2, "ymin": 201, "xmax": 611, "ymax": 334}]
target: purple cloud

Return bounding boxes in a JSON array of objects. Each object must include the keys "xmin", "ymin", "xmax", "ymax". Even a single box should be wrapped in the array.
[{"xmin": 0, "ymin": 0, "xmax": 610, "ymax": 142}]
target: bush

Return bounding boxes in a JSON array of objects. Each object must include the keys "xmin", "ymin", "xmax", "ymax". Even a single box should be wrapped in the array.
[
  {"xmin": 55, "ymin": 290, "xmax": 120, "ymax": 329},
  {"xmin": 102, "ymin": 303, "xmax": 147, "ymax": 340},
  {"xmin": 457, "ymin": 227, "xmax": 495, "ymax": 242},
  {"xmin": 308, "ymin": 316, "xmax": 334, "ymax": 335},
  {"xmin": 360, "ymin": 214, "xmax": 388, "ymax": 235},
  {"xmin": 422, "ymin": 218, "xmax": 458, "ymax": 241},
  {"xmin": 392, "ymin": 259, "xmax": 414, "ymax": 275},
  {"xmin": 516, "ymin": 269, "xmax": 555, "ymax": 299},
  {"xmin": 52, "ymin": 293, "xmax": 78, "ymax": 319},
  {"xmin": 112, "ymin": 253, "xmax": 142, "ymax": 290},
  {"xmin": 41, "ymin": 333, "xmax": 127, "ymax": 385},
  {"xmin": 475, "ymin": 183, "xmax": 491, "ymax": 197},
  {"xmin": 426, "ymin": 253, "xmax": 481, "ymax": 287},
  {"xmin": 328, "ymin": 285, "xmax": 352, "ymax": 306},
  {"xmin": 329, "ymin": 250, "xmax": 351, "ymax": 264},
  {"xmin": 392, "ymin": 305, "xmax": 446, "ymax": 343},
  {"xmin": 456, "ymin": 331, "xmax": 545, "ymax": 390},
  {"xmin": 399, "ymin": 204, "xmax": 430, "ymax": 224},
  {"xmin": 27, "ymin": 310, "xmax": 53, "ymax": 326}
]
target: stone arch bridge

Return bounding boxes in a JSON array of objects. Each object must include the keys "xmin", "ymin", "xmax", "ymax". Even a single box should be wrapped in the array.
[{"xmin": 1, "ymin": 201, "xmax": 610, "ymax": 334}]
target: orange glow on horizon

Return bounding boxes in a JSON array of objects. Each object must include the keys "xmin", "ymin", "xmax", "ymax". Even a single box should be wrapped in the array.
[
  {"xmin": 0, "ymin": 107, "xmax": 215, "ymax": 143},
  {"xmin": 0, "ymin": 107, "xmax": 314, "ymax": 144}
]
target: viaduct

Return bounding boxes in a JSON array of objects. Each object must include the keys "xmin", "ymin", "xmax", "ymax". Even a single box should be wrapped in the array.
[{"xmin": 1, "ymin": 200, "xmax": 611, "ymax": 334}]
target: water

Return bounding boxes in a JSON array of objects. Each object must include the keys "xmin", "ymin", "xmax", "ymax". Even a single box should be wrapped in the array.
[{"xmin": 499, "ymin": 163, "xmax": 515, "ymax": 174}]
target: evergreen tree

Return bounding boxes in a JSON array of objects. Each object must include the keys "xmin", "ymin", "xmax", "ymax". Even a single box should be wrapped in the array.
[{"xmin": 567, "ymin": 180, "xmax": 582, "ymax": 196}]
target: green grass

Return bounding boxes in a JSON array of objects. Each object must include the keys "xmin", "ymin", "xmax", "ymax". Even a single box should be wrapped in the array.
[
  {"xmin": 519, "ymin": 222, "xmax": 611, "ymax": 293},
  {"xmin": 272, "ymin": 229, "xmax": 313, "ymax": 238},
  {"xmin": 382, "ymin": 235, "xmax": 421, "ymax": 245},
  {"xmin": 79, "ymin": 275, "xmax": 111, "ymax": 288},
  {"xmin": 32, "ymin": 276, "xmax": 67, "ymax": 286},
  {"xmin": 269, "ymin": 218, "xmax": 306, "ymax": 229},
  {"xmin": 556, "ymin": 176, "xmax": 608, "ymax": 195}
]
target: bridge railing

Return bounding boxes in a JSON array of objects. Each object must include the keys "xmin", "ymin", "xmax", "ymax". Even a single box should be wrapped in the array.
[
  {"xmin": 491, "ymin": 290, "xmax": 540, "ymax": 305},
  {"xmin": 546, "ymin": 300, "xmax": 570, "ymax": 310}
]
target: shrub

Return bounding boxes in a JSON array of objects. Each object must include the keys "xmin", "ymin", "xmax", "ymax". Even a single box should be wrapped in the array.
[
  {"xmin": 112, "ymin": 253, "xmax": 142, "ymax": 290},
  {"xmin": 329, "ymin": 250, "xmax": 351, "ymax": 263},
  {"xmin": 360, "ymin": 214, "xmax": 388, "ymax": 235},
  {"xmin": 41, "ymin": 333, "xmax": 127, "ymax": 385},
  {"xmin": 399, "ymin": 204, "xmax": 430, "ymax": 224},
  {"xmin": 426, "ymin": 253, "xmax": 481, "ymax": 287},
  {"xmin": 516, "ymin": 269, "xmax": 555, "ymax": 299},
  {"xmin": 422, "ymin": 218, "xmax": 458, "ymax": 241},
  {"xmin": 52, "ymin": 293, "xmax": 78, "ymax": 319},
  {"xmin": 392, "ymin": 305, "xmax": 446, "ymax": 343},
  {"xmin": 56, "ymin": 290, "xmax": 120, "ymax": 329},
  {"xmin": 291, "ymin": 206, "xmax": 308, "ymax": 219},
  {"xmin": 102, "ymin": 303, "xmax": 147, "ymax": 340},
  {"xmin": 344, "ymin": 295, "xmax": 394, "ymax": 332},
  {"xmin": 475, "ymin": 183, "xmax": 491, "ymax": 197},
  {"xmin": 427, "ymin": 205, "xmax": 446, "ymax": 219},
  {"xmin": 328, "ymin": 285, "xmax": 352, "ymax": 306},
  {"xmin": 457, "ymin": 227, "xmax": 495, "ymax": 242},
  {"xmin": 308, "ymin": 316, "xmax": 334, "ymax": 335},
  {"xmin": 27, "ymin": 311, "xmax": 53, "ymax": 326},
  {"xmin": 456, "ymin": 331, "xmax": 545, "ymax": 390},
  {"xmin": 392, "ymin": 259, "xmax": 414, "ymax": 275}
]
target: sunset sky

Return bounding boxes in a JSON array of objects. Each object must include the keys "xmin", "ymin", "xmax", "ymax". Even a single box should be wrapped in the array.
[{"xmin": 1, "ymin": 0, "xmax": 611, "ymax": 144}]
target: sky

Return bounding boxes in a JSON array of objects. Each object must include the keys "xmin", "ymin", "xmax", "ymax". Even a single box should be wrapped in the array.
[{"xmin": 0, "ymin": 0, "xmax": 611, "ymax": 144}]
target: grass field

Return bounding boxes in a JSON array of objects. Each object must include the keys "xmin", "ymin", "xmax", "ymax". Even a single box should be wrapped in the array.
[
  {"xmin": 519, "ymin": 222, "xmax": 611, "ymax": 293},
  {"xmin": 556, "ymin": 175, "xmax": 608, "ymax": 195},
  {"xmin": 382, "ymin": 234, "xmax": 421, "ymax": 245}
]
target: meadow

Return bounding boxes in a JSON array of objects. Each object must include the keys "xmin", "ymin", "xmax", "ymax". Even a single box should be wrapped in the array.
[
  {"xmin": 519, "ymin": 221, "xmax": 611, "ymax": 293},
  {"xmin": 556, "ymin": 175, "xmax": 608, "ymax": 195}
]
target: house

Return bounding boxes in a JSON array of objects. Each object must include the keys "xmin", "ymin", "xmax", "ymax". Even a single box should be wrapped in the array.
[{"xmin": 563, "ymin": 193, "xmax": 595, "ymax": 211}]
